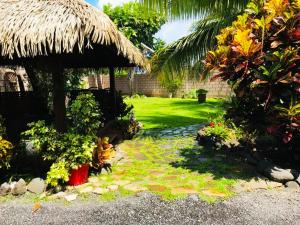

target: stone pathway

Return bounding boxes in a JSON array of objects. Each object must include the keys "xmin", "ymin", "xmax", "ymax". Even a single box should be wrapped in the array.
[{"xmin": 138, "ymin": 124, "xmax": 205, "ymax": 138}]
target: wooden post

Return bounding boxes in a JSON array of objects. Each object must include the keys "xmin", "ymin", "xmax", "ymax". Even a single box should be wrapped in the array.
[
  {"xmin": 109, "ymin": 67, "xmax": 116, "ymax": 119},
  {"xmin": 52, "ymin": 67, "xmax": 67, "ymax": 133}
]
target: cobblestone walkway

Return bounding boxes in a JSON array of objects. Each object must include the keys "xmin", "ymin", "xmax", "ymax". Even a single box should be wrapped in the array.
[{"xmin": 138, "ymin": 124, "xmax": 206, "ymax": 138}]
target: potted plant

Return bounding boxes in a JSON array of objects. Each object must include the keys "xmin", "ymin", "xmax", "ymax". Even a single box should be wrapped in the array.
[{"xmin": 196, "ymin": 89, "xmax": 208, "ymax": 103}]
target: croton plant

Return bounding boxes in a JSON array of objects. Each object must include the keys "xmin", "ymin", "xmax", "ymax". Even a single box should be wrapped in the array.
[{"xmin": 205, "ymin": 0, "xmax": 300, "ymax": 147}]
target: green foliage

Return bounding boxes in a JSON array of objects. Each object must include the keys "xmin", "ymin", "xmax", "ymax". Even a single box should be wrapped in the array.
[
  {"xmin": 67, "ymin": 93, "xmax": 102, "ymax": 136},
  {"xmin": 0, "ymin": 116, "xmax": 13, "ymax": 170},
  {"xmin": 204, "ymin": 0, "xmax": 300, "ymax": 146},
  {"xmin": 23, "ymin": 121, "xmax": 96, "ymax": 187},
  {"xmin": 46, "ymin": 161, "xmax": 70, "ymax": 187},
  {"xmin": 160, "ymin": 77, "xmax": 183, "ymax": 96},
  {"xmin": 203, "ymin": 115, "xmax": 242, "ymax": 143},
  {"xmin": 58, "ymin": 134, "xmax": 96, "ymax": 170},
  {"xmin": 0, "ymin": 136, "xmax": 13, "ymax": 170},
  {"xmin": 104, "ymin": 2, "xmax": 166, "ymax": 49},
  {"xmin": 23, "ymin": 93, "xmax": 101, "ymax": 186},
  {"xmin": 182, "ymin": 89, "xmax": 197, "ymax": 99},
  {"xmin": 143, "ymin": 0, "xmax": 249, "ymax": 79},
  {"xmin": 23, "ymin": 121, "xmax": 62, "ymax": 161}
]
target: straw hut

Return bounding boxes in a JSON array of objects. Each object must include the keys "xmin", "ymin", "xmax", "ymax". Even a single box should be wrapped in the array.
[{"xmin": 0, "ymin": 0, "xmax": 148, "ymax": 132}]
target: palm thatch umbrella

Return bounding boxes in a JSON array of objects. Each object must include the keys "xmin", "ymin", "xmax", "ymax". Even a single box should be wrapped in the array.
[{"xmin": 0, "ymin": 0, "xmax": 148, "ymax": 132}]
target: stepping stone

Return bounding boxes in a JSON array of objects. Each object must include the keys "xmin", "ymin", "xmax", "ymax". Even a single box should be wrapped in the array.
[
  {"xmin": 113, "ymin": 180, "xmax": 131, "ymax": 186},
  {"xmin": 171, "ymin": 187, "xmax": 198, "ymax": 195},
  {"xmin": 148, "ymin": 185, "xmax": 168, "ymax": 192},
  {"xmin": 79, "ymin": 186, "xmax": 93, "ymax": 194},
  {"xmin": 107, "ymin": 185, "xmax": 119, "ymax": 191},
  {"xmin": 164, "ymin": 175, "xmax": 178, "ymax": 181},
  {"xmin": 124, "ymin": 183, "xmax": 148, "ymax": 192},
  {"xmin": 93, "ymin": 188, "xmax": 109, "ymax": 195},
  {"xmin": 49, "ymin": 192, "xmax": 66, "ymax": 200},
  {"xmin": 202, "ymin": 190, "xmax": 226, "ymax": 197}
]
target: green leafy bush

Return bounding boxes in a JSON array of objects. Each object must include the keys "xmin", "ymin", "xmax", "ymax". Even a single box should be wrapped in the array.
[
  {"xmin": 23, "ymin": 93, "xmax": 101, "ymax": 186},
  {"xmin": 0, "ymin": 136, "xmax": 13, "ymax": 170},
  {"xmin": 67, "ymin": 93, "xmax": 102, "ymax": 136},
  {"xmin": 204, "ymin": 0, "xmax": 300, "ymax": 149},
  {"xmin": 202, "ymin": 116, "xmax": 242, "ymax": 143},
  {"xmin": 182, "ymin": 89, "xmax": 197, "ymax": 99},
  {"xmin": 0, "ymin": 116, "xmax": 13, "ymax": 170}
]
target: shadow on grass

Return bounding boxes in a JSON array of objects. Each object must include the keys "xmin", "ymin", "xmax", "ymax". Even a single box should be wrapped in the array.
[
  {"xmin": 169, "ymin": 99, "xmax": 224, "ymax": 109},
  {"xmin": 170, "ymin": 146, "xmax": 257, "ymax": 181},
  {"xmin": 140, "ymin": 114, "xmax": 219, "ymax": 130}
]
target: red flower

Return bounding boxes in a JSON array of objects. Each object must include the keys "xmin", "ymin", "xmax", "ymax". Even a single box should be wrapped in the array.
[
  {"xmin": 218, "ymin": 122, "xmax": 223, "ymax": 126},
  {"xmin": 209, "ymin": 122, "xmax": 215, "ymax": 127}
]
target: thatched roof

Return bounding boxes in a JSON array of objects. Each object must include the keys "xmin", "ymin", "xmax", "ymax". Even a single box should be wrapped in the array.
[{"xmin": 0, "ymin": 0, "xmax": 148, "ymax": 69}]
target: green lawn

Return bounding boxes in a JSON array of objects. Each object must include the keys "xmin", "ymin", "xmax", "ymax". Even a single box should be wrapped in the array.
[{"xmin": 126, "ymin": 97, "xmax": 225, "ymax": 130}]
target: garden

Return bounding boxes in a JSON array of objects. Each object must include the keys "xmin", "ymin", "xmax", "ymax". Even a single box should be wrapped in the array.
[{"xmin": 0, "ymin": 0, "xmax": 299, "ymax": 218}]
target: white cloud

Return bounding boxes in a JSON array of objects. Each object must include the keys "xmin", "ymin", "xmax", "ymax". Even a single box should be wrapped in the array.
[{"xmin": 97, "ymin": 0, "xmax": 133, "ymax": 9}]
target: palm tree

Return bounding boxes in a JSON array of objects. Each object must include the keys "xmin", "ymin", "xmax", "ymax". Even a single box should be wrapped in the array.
[{"xmin": 140, "ymin": 0, "xmax": 250, "ymax": 77}]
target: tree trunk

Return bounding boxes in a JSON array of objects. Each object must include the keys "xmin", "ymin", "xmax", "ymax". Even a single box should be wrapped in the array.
[
  {"xmin": 52, "ymin": 67, "xmax": 67, "ymax": 133},
  {"xmin": 109, "ymin": 67, "xmax": 116, "ymax": 119}
]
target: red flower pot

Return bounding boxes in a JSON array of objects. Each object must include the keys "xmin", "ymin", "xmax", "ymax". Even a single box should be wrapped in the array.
[{"xmin": 68, "ymin": 164, "xmax": 89, "ymax": 186}]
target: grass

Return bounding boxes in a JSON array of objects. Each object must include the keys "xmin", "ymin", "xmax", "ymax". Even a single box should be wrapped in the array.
[{"xmin": 125, "ymin": 97, "xmax": 225, "ymax": 130}]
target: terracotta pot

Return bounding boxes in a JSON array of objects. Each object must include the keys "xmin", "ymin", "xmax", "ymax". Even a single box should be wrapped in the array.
[{"xmin": 68, "ymin": 164, "xmax": 89, "ymax": 186}]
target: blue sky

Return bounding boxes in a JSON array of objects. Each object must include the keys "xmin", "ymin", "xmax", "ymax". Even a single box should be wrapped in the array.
[{"xmin": 85, "ymin": 0, "xmax": 194, "ymax": 44}]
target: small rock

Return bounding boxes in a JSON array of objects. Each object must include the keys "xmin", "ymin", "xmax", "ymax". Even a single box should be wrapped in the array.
[
  {"xmin": 49, "ymin": 191, "xmax": 66, "ymax": 200},
  {"xmin": 107, "ymin": 185, "xmax": 119, "ymax": 191},
  {"xmin": 27, "ymin": 178, "xmax": 46, "ymax": 194},
  {"xmin": 11, "ymin": 179, "xmax": 27, "ymax": 195},
  {"xmin": 79, "ymin": 186, "xmax": 93, "ymax": 194},
  {"xmin": 0, "ymin": 182, "xmax": 11, "ymax": 196},
  {"xmin": 64, "ymin": 194, "xmax": 78, "ymax": 202},
  {"xmin": 113, "ymin": 180, "xmax": 130, "ymax": 186},
  {"xmin": 285, "ymin": 181, "xmax": 300, "ymax": 189},
  {"xmin": 93, "ymin": 188, "xmax": 109, "ymax": 195},
  {"xmin": 188, "ymin": 194, "xmax": 199, "ymax": 202}
]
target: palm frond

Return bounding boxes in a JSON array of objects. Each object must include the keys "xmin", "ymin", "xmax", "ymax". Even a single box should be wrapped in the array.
[
  {"xmin": 140, "ymin": 0, "xmax": 249, "ymax": 19},
  {"xmin": 151, "ymin": 9, "xmax": 240, "ymax": 79}
]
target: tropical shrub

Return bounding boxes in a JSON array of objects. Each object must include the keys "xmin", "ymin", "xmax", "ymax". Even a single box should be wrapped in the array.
[
  {"xmin": 23, "ymin": 93, "xmax": 101, "ymax": 186},
  {"xmin": 204, "ymin": 0, "xmax": 300, "ymax": 149},
  {"xmin": 198, "ymin": 115, "xmax": 242, "ymax": 150},
  {"xmin": 67, "ymin": 93, "xmax": 102, "ymax": 136},
  {"xmin": 182, "ymin": 89, "xmax": 197, "ymax": 99},
  {"xmin": 160, "ymin": 78, "xmax": 183, "ymax": 97},
  {"xmin": 23, "ymin": 121, "xmax": 96, "ymax": 187},
  {"xmin": 0, "ymin": 116, "xmax": 13, "ymax": 170},
  {"xmin": 0, "ymin": 136, "xmax": 13, "ymax": 170}
]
